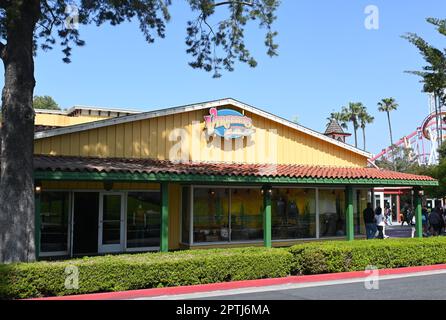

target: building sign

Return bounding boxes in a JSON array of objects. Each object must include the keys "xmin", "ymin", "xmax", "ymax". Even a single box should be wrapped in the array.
[{"xmin": 204, "ymin": 108, "xmax": 255, "ymax": 139}]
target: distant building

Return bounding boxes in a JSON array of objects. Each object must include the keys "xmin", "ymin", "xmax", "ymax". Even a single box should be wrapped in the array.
[
  {"xmin": 324, "ymin": 119, "xmax": 351, "ymax": 143},
  {"xmin": 34, "ymin": 106, "xmax": 141, "ymax": 132}
]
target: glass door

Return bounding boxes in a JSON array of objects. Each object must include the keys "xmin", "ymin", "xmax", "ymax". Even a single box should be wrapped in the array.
[{"xmin": 98, "ymin": 193, "xmax": 125, "ymax": 253}]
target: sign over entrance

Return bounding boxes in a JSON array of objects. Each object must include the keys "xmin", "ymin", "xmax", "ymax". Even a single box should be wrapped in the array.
[{"xmin": 204, "ymin": 108, "xmax": 255, "ymax": 139}]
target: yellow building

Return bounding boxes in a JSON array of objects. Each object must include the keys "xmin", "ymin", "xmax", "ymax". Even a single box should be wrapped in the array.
[{"xmin": 32, "ymin": 98, "xmax": 437, "ymax": 258}]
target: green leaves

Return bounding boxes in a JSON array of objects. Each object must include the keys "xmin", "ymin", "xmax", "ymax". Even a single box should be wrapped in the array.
[
  {"xmin": 33, "ymin": 95, "xmax": 60, "ymax": 110},
  {"xmin": 2, "ymin": 1, "xmax": 279, "ymax": 76},
  {"xmin": 403, "ymin": 18, "xmax": 446, "ymax": 104},
  {"xmin": 186, "ymin": 0, "xmax": 279, "ymax": 77},
  {"xmin": 377, "ymin": 97, "xmax": 398, "ymax": 113},
  {"xmin": 0, "ymin": 247, "xmax": 292, "ymax": 299}
]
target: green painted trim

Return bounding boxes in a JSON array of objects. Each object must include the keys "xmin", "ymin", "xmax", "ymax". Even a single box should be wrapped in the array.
[
  {"xmin": 415, "ymin": 191, "xmax": 423, "ymax": 238},
  {"xmin": 35, "ymin": 194, "xmax": 41, "ymax": 259},
  {"xmin": 345, "ymin": 187, "xmax": 354, "ymax": 241},
  {"xmin": 263, "ymin": 187, "xmax": 272, "ymax": 248},
  {"xmin": 160, "ymin": 182, "xmax": 169, "ymax": 252},
  {"xmin": 33, "ymin": 171, "xmax": 439, "ymax": 187}
]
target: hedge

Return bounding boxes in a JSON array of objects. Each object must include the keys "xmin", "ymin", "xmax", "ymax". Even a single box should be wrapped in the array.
[
  {"xmin": 3, "ymin": 238, "xmax": 446, "ymax": 299},
  {"xmin": 0, "ymin": 247, "xmax": 292, "ymax": 299},
  {"xmin": 289, "ymin": 237, "xmax": 446, "ymax": 275}
]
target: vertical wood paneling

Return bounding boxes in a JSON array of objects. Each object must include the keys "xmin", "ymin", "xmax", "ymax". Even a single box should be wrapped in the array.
[
  {"xmin": 106, "ymin": 126, "xmax": 116, "ymax": 157},
  {"xmin": 34, "ymin": 107, "xmax": 368, "ymax": 167},
  {"xmin": 141, "ymin": 119, "xmax": 150, "ymax": 158},
  {"xmin": 157, "ymin": 117, "xmax": 166, "ymax": 160},
  {"xmin": 165, "ymin": 115, "xmax": 174, "ymax": 161},
  {"xmin": 79, "ymin": 131, "xmax": 89, "ymax": 157},
  {"xmin": 149, "ymin": 118, "xmax": 158, "ymax": 159},
  {"xmin": 60, "ymin": 134, "xmax": 70, "ymax": 155},
  {"xmin": 124, "ymin": 122, "xmax": 133, "ymax": 158},
  {"xmin": 70, "ymin": 133, "xmax": 80, "ymax": 156},
  {"xmin": 34, "ymin": 140, "xmax": 42, "ymax": 154},
  {"xmin": 132, "ymin": 121, "xmax": 141, "ymax": 158},
  {"xmin": 88, "ymin": 129, "xmax": 98, "ymax": 157},
  {"xmin": 50, "ymin": 136, "xmax": 61, "ymax": 155},
  {"xmin": 115, "ymin": 124, "xmax": 124, "ymax": 157}
]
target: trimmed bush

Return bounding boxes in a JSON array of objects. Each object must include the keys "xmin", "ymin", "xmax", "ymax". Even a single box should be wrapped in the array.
[
  {"xmin": 289, "ymin": 237, "xmax": 446, "ymax": 275},
  {"xmin": 0, "ymin": 247, "xmax": 292, "ymax": 299},
  {"xmin": 3, "ymin": 238, "xmax": 446, "ymax": 299}
]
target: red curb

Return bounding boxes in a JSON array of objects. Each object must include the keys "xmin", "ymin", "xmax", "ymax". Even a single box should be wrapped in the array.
[{"xmin": 30, "ymin": 264, "xmax": 446, "ymax": 300}]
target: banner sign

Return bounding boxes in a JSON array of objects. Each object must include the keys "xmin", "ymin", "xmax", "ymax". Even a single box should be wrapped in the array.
[{"xmin": 204, "ymin": 108, "xmax": 255, "ymax": 139}]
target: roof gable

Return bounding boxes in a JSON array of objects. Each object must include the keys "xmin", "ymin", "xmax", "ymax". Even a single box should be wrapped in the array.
[{"xmin": 34, "ymin": 98, "xmax": 372, "ymax": 158}]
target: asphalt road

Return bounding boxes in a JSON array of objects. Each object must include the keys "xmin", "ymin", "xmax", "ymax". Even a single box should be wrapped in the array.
[{"xmin": 197, "ymin": 273, "xmax": 446, "ymax": 300}]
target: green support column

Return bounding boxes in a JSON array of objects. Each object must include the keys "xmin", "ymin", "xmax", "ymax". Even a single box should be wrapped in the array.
[
  {"xmin": 35, "ymin": 193, "xmax": 41, "ymax": 260},
  {"xmin": 263, "ymin": 186, "xmax": 272, "ymax": 248},
  {"xmin": 160, "ymin": 182, "xmax": 169, "ymax": 252},
  {"xmin": 345, "ymin": 186, "xmax": 354, "ymax": 241},
  {"xmin": 415, "ymin": 188, "xmax": 423, "ymax": 238}
]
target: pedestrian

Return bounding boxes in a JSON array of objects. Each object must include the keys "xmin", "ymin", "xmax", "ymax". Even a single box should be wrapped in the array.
[
  {"xmin": 384, "ymin": 204, "xmax": 392, "ymax": 226},
  {"xmin": 429, "ymin": 204, "xmax": 444, "ymax": 236},
  {"xmin": 422, "ymin": 206, "xmax": 429, "ymax": 237},
  {"xmin": 401, "ymin": 203, "xmax": 409, "ymax": 226},
  {"xmin": 363, "ymin": 202, "xmax": 376, "ymax": 239},
  {"xmin": 375, "ymin": 206, "xmax": 385, "ymax": 239}
]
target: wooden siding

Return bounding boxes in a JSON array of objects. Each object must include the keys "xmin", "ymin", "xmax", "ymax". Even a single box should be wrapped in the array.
[{"xmin": 35, "ymin": 106, "xmax": 368, "ymax": 167}]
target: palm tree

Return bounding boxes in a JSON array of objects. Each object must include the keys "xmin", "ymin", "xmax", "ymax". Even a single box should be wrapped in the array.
[
  {"xmin": 377, "ymin": 98, "xmax": 398, "ymax": 147},
  {"xmin": 327, "ymin": 111, "xmax": 348, "ymax": 130},
  {"xmin": 341, "ymin": 102, "xmax": 363, "ymax": 148},
  {"xmin": 358, "ymin": 107, "xmax": 374, "ymax": 151}
]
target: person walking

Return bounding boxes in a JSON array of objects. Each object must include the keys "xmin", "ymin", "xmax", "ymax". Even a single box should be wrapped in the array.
[
  {"xmin": 422, "ymin": 206, "xmax": 429, "ymax": 237},
  {"xmin": 363, "ymin": 202, "xmax": 376, "ymax": 239},
  {"xmin": 401, "ymin": 203, "xmax": 410, "ymax": 226},
  {"xmin": 384, "ymin": 204, "xmax": 392, "ymax": 226},
  {"xmin": 375, "ymin": 206, "xmax": 385, "ymax": 239},
  {"xmin": 429, "ymin": 205, "xmax": 444, "ymax": 236}
]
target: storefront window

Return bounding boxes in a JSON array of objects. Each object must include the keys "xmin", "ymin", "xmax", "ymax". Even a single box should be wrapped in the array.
[
  {"xmin": 40, "ymin": 192, "xmax": 70, "ymax": 253},
  {"xmin": 230, "ymin": 189, "xmax": 263, "ymax": 241},
  {"xmin": 319, "ymin": 189, "xmax": 346, "ymax": 238},
  {"xmin": 272, "ymin": 188, "xmax": 316, "ymax": 240},
  {"xmin": 193, "ymin": 188, "xmax": 230, "ymax": 243},
  {"xmin": 127, "ymin": 192, "xmax": 161, "ymax": 248}
]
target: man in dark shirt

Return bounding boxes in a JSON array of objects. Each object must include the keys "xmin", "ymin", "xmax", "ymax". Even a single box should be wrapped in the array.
[{"xmin": 363, "ymin": 202, "xmax": 376, "ymax": 239}]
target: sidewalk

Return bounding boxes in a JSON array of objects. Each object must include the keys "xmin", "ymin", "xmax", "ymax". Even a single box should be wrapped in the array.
[{"xmin": 30, "ymin": 264, "xmax": 446, "ymax": 300}]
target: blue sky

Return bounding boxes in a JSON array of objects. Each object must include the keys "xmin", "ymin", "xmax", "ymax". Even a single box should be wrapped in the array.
[{"xmin": 2, "ymin": 1, "xmax": 446, "ymax": 155}]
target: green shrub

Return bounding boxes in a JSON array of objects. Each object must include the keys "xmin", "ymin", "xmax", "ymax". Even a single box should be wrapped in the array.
[
  {"xmin": 3, "ymin": 238, "xmax": 446, "ymax": 299},
  {"xmin": 0, "ymin": 247, "xmax": 292, "ymax": 299},
  {"xmin": 289, "ymin": 237, "xmax": 446, "ymax": 275}
]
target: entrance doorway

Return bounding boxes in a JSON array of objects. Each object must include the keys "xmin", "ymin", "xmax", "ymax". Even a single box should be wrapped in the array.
[
  {"xmin": 73, "ymin": 192, "xmax": 99, "ymax": 256},
  {"xmin": 98, "ymin": 193, "xmax": 125, "ymax": 253}
]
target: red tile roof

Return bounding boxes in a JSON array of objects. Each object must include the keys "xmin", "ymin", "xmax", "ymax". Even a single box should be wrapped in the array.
[{"xmin": 34, "ymin": 155, "xmax": 436, "ymax": 182}]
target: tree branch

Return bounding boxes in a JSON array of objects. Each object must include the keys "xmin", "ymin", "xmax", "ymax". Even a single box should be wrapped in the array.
[
  {"xmin": 214, "ymin": 1, "xmax": 254, "ymax": 7},
  {"xmin": 0, "ymin": 0, "xmax": 11, "ymax": 9},
  {"xmin": 0, "ymin": 42, "xmax": 6, "ymax": 61}
]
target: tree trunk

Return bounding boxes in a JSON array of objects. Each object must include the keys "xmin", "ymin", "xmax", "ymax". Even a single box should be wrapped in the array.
[
  {"xmin": 0, "ymin": 1, "xmax": 40, "ymax": 263},
  {"xmin": 387, "ymin": 111, "xmax": 394, "ymax": 147},
  {"xmin": 353, "ymin": 127, "xmax": 358, "ymax": 148},
  {"xmin": 362, "ymin": 128, "xmax": 366, "ymax": 151}
]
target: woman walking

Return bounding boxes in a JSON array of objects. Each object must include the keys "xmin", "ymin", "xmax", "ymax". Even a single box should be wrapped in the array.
[{"xmin": 375, "ymin": 206, "xmax": 386, "ymax": 239}]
